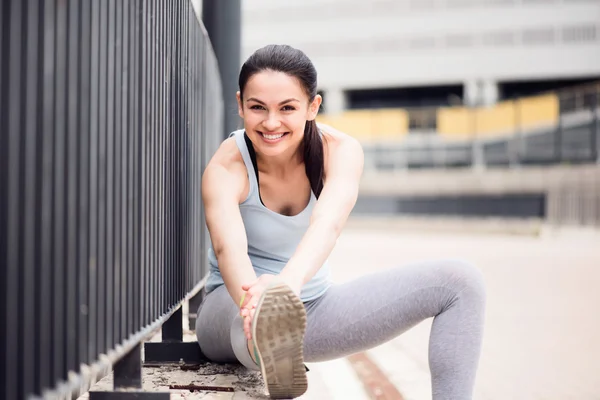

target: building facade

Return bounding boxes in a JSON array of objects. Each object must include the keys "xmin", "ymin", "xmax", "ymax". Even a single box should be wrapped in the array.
[{"xmin": 242, "ymin": 0, "xmax": 600, "ymax": 113}]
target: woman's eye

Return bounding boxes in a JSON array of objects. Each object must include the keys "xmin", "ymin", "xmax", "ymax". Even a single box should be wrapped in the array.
[
  {"xmin": 282, "ymin": 105, "xmax": 295, "ymax": 111},
  {"xmin": 250, "ymin": 105, "xmax": 265, "ymax": 110}
]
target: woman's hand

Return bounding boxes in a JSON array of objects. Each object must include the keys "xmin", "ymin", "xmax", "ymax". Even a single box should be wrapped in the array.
[
  {"xmin": 239, "ymin": 273, "xmax": 303, "ymax": 340},
  {"xmin": 239, "ymin": 274, "xmax": 277, "ymax": 340}
]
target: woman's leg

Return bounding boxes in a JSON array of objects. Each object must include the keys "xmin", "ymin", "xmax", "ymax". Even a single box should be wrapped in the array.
[
  {"xmin": 303, "ymin": 259, "xmax": 486, "ymax": 400},
  {"xmin": 195, "ymin": 284, "xmax": 258, "ymax": 370}
]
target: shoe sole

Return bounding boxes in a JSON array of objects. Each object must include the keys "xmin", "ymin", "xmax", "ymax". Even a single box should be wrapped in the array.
[{"xmin": 252, "ymin": 283, "xmax": 308, "ymax": 399}]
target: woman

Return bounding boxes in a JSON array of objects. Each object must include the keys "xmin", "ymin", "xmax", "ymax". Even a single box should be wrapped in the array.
[{"xmin": 196, "ymin": 44, "xmax": 486, "ymax": 400}]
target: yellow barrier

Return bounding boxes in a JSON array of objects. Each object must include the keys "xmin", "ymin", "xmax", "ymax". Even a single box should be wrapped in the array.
[
  {"xmin": 517, "ymin": 94, "xmax": 559, "ymax": 129},
  {"xmin": 317, "ymin": 93, "xmax": 559, "ymax": 141},
  {"xmin": 437, "ymin": 93, "xmax": 559, "ymax": 139},
  {"xmin": 436, "ymin": 107, "xmax": 473, "ymax": 139},
  {"xmin": 474, "ymin": 101, "xmax": 516, "ymax": 138},
  {"xmin": 316, "ymin": 109, "xmax": 409, "ymax": 141}
]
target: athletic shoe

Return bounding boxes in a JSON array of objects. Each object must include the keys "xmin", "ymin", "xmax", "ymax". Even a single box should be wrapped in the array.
[{"xmin": 252, "ymin": 282, "xmax": 308, "ymax": 399}]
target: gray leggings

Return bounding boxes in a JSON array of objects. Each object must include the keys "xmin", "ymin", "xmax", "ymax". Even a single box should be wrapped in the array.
[{"xmin": 196, "ymin": 259, "xmax": 486, "ymax": 400}]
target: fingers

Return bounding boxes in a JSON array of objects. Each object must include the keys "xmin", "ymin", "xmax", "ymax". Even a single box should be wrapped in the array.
[
  {"xmin": 243, "ymin": 309, "xmax": 257, "ymax": 340},
  {"xmin": 244, "ymin": 314, "xmax": 252, "ymax": 340},
  {"xmin": 241, "ymin": 277, "xmax": 259, "ymax": 291},
  {"xmin": 240, "ymin": 292, "xmax": 257, "ymax": 311}
]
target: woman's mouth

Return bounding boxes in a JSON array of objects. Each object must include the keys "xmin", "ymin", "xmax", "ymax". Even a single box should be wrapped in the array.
[{"xmin": 258, "ymin": 131, "xmax": 289, "ymax": 143}]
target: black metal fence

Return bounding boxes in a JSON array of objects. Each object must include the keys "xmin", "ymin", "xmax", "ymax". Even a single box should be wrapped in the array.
[{"xmin": 0, "ymin": 0, "xmax": 222, "ymax": 398}]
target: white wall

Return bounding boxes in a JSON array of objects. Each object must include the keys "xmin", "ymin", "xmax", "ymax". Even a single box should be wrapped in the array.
[{"xmin": 242, "ymin": 0, "xmax": 600, "ymax": 104}]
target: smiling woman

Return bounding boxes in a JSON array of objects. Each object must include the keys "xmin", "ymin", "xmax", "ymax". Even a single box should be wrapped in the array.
[
  {"xmin": 236, "ymin": 47, "xmax": 325, "ymax": 201},
  {"xmin": 195, "ymin": 44, "xmax": 487, "ymax": 400}
]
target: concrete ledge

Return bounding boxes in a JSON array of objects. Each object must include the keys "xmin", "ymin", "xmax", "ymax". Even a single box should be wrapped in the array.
[
  {"xmin": 360, "ymin": 164, "xmax": 600, "ymax": 197},
  {"xmin": 345, "ymin": 215, "xmax": 600, "ymax": 238},
  {"xmin": 345, "ymin": 215, "xmax": 545, "ymax": 236}
]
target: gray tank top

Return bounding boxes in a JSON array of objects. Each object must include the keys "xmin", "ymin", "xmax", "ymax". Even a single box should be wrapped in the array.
[{"xmin": 205, "ymin": 129, "xmax": 332, "ymax": 301}]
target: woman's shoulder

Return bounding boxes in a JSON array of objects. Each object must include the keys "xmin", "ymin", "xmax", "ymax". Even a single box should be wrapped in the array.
[
  {"xmin": 208, "ymin": 135, "xmax": 246, "ymax": 170},
  {"xmin": 203, "ymin": 136, "xmax": 248, "ymax": 195},
  {"xmin": 317, "ymin": 122, "xmax": 363, "ymax": 159}
]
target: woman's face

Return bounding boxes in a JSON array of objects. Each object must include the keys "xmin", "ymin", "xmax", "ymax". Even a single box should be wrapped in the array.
[{"xmin": 237, "ymin": 70, "xmax": 321, "ymax": 158}]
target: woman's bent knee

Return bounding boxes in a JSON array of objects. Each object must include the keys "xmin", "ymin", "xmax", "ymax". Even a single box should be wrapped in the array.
[{"xmin": 438, "ymin": 259, "xmax": 487, "ymax": 304}]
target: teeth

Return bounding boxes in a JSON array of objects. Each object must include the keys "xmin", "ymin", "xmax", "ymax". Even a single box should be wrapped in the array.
[{"xmin": 263, "ymin": 133, "xmax": 284, "ymax": 140}]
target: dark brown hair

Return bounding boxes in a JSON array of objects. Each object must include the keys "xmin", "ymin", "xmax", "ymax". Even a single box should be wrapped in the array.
[{"xmin": 238, "ymin": 44, "xmax": 324, "ymax": 198}]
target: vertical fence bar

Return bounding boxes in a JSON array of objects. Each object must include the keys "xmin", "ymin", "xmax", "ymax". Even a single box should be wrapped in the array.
[
  {"xmin": 119, "ymin": 0, "xmax": 129, "ymax": 346},
  {"xmin": 183, "ymin": 0, "xmax": 188, "ymax": 299},
  {"xmin": 0, "ymin": 0, "xmax": 5, "ymax": 391},
  {"xmin": 164, "ymin": 0, "xmax": 171, "ymax": 311},
  {"xmin": 97, "ymin": 0, "xmax": 108, "ymax": 356},
  {"xmin": 200, "ymin": 27, "xmax": 207, "ymax": 284},
  {"xmin": 172, "ymin": 0, "xmax": 178, "ymax": 306},
  {"xmin": 172, "ymin": 0, "xmax": 178, "ymax": 308},
  {"xmin": 139, "ymin": 0, "xmax": 147, "ymax": 329},
  {"xmin": 113, "ymin": 0, "xmax": 123, "ymax": 346},
  {"xmin": 78, "ymin": 0, "xmax": 92, "ymax": 367},
  {"xmin": 39, "ymin": 0, "xmax": 56, "ymax": 390},
  {"xmin": 134, "ymin": 0, "xmax": 142, "ymax": 333},
  {"xmin": 150, "ymin": 0, "xmax": 157, "ymax": 323},
  {"xmin": 157, "ymin": 0, "xmax": 164, "ymax": 319},
  {"xmin": 189, "ymin": 8, "xmax": 196, "ymax": 291},
  {"xmin": 22, "ymin": 0, "xmax": 41, "ymax": 395},
  {"xmin": 183, "ymin": 0, "xmax": 190, "ymax": 295},
  {"xmin": 53, "ymin": 0, "xmax": 69, "ymax": 384},
  {"xmin": 126, "ymin": 0, "xmax": 136, "ymax": 338},
  {"xmin": 158, "ymin": 0, "xmax": 165, "ymax": 317},
  {"xmin": 180, "ymin": 0, "xmax": 184, "ymax": 299},
  {"xmin": 164, "ymin": 0, "xmax": 170, "ymax": 311},
  {"xmin": 138, "ymin": 0, "xmax": 145, "ymax": 327},
  {"xmin": 105, "ymin": 0, "xmax": 116, "ymax": 352},
  {"xmin": 66, "ymin": 0, "xmax": 80, "ymax": 375},
  {"xmin": 182, "ymin": 0, "xmax": 188, "ymax": 294},
  {"xmin": 6, "ymin": 1, "xmax": 24, "ymax": 397},
  {"xmin": 0, "ymin": 0, "xmax": 7, "ymax": 395},
  {"xmin": 187, "ymin": 1, "xmax": 193, "ymax": 293},
  {"xmin": 88, "ymin": 0, "xmax": 100, "ymax": 364},
  {"xmin": 175, "ymin": 0, "xmax": 182, "ymax": 305},
  {"xmin": 157, "ymin": 0, "xmax": 162, "ymax": 320},
  {"xmin": 190, "ymin": 4, "xmax": 195, "ymax": 289},
  {"xmin": 131, "ymin": 0, "xmax": 140, "ymax": 335},
  {"xmin": 198, "ymin": 13, "xmax": 205, "ymax": 285}
]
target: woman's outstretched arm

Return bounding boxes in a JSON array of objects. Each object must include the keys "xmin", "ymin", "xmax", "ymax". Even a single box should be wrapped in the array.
[
  {"xmin": 280, "ymin": 124, "xmax": 364, "ymax": 291},
  {"xmin": 202, "ymin": 143, "xmax": 257, "ymax": 308}
]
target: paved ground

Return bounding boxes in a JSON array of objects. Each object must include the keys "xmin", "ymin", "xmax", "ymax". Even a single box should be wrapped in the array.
[
  {"xmin": 83, "ymin": 220, "xmax": 600, "ymax": 399},
  {"xmin": 328, "ymin": 222, "xmax": 600, "ymax": 400}
]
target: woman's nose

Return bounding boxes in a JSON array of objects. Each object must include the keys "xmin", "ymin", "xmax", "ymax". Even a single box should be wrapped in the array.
[{"xmin": 263, "ymin": 113, "xmax": 281, "ymax": 131}]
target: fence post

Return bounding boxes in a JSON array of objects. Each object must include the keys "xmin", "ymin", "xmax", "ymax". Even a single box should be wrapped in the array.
[
  {"xmin": 113, "ymin": 345, "xmax": 143, "ymax": 389},
  {"xmin": 162, "ymin": 306, "xmax": 183, "ymax": 342},
  {"xmin": 89, "ymin": 344, "xmax": 169, "ymax": 399}
]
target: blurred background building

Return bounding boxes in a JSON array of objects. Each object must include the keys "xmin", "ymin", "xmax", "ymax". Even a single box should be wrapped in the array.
[{"xmin": 242, "ymin": 0, "xmax": 599, "ymax": 148}]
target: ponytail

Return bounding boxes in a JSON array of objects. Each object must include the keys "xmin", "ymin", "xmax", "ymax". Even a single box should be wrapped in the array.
[{"xmin": 303, "ymin": 120, "xmax": 324, "ymax": 198}]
